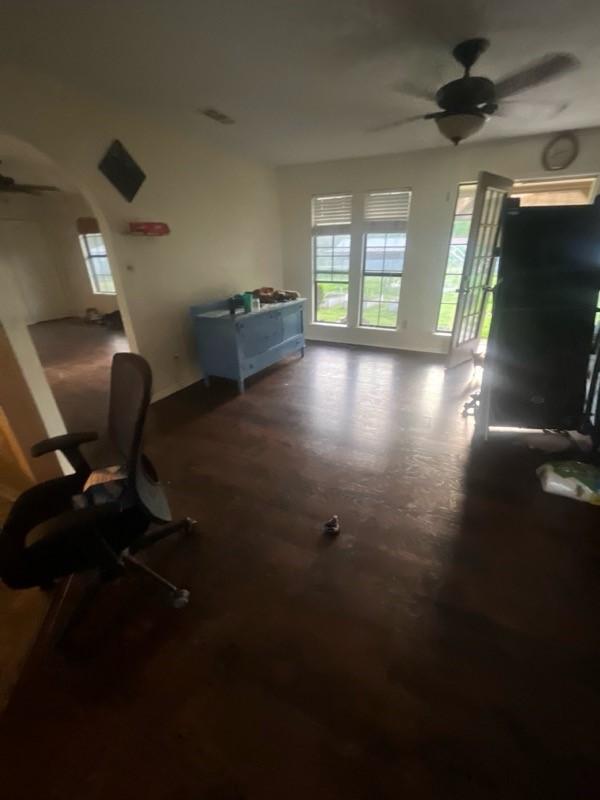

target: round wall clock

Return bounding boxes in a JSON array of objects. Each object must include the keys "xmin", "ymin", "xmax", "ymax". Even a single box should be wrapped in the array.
[{"xmin": 542, "ymin": 132, "xmax": 579, "ymax": 171}]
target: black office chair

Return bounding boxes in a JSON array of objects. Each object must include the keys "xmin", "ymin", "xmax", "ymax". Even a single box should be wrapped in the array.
[{"xmin": 0, "ymin": 352, "xmax": 194, "ymax": 618}]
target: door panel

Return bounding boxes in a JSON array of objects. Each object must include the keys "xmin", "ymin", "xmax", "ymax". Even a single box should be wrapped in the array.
[{"xmin": 447, "ymin": 172, "xmax": 513, "ymax": 369}]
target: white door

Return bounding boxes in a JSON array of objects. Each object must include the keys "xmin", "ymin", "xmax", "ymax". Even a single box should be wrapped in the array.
[{"xmin": 447, "ymin": 171, "xmax": 513, "ymax": 369}]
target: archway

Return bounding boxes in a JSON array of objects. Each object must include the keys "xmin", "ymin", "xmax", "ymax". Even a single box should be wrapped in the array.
[{"xmin": 0, "ymin": 133, "xmax": 136, "ymax": 463}]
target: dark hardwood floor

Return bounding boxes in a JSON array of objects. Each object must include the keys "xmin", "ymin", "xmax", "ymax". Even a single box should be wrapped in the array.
[
  {"xmin": 29, "ymin": 317, "xmax": 128, "ymax": 434},
  {"xmin": 2, "ymin": 339, "xmax": 600, "ymax": 799}
]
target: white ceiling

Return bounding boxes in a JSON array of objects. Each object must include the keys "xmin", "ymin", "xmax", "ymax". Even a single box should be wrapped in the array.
[
  {"xmin": 0, "ymin": 134, "xmax": 77, "ymax": 191},
  {"xmin": 3, "ymin": 0, "xmax": 600, "ymax": 164}
]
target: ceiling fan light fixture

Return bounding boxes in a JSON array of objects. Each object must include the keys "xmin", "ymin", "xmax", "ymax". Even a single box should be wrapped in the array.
[{"xmin": 435, "ymin": 112, "xmax": 486, "ymax": 145}]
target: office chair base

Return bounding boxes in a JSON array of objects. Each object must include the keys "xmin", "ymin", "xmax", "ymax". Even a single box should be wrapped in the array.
[
  {"xmin": 170, "ymin": 589, "xmax": 190, "ymax": 608},
  {"xmin": 129, "ymin": 517, "xmax": 197, "ymax": 555},
  {"xmin": 53, "ymin": 519, "xmax": 196, "ymax": 646},
  {"xmin": 122, "ymin": 554, "xmax": 190, "ymax": 608},
  {"xmin": 183, "ymin": 517, "xmax": 197, "ymax": 534}
]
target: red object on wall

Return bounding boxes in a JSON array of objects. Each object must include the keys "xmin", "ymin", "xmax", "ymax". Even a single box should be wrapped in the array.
[{"xmin": 128, "ymin": 221, "xmax": 170, "ymax": 236}]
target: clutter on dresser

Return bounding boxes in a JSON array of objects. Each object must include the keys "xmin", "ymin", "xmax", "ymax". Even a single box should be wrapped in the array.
[
  {"xmin": 226, "ymin": 287, "xmax": 301, "ymax": 316},
  {"xmin": 252, "ymin": 287, "xmax": 300, "ymax": 305}
]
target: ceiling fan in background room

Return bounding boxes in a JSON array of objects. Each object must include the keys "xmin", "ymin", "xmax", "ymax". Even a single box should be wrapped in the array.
[
  {"xmin": 371, "ymin": 38, "xmax": 579, "ymax": 145},
  {"xmin": 0, "ymin": 163, "xmax": 59, "ymax": 195}
]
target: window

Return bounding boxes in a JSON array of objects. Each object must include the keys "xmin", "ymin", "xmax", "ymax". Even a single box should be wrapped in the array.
[
  {"xmin": 310, "ymin": 189, "xmax": 412, "ymax": 328},
  {"xmin": 78, "ymin": 232, "xmax": 116, "ymax": 295},
  {"xmin": 312, "ymin": 195, "xmax": 351, "ymax": 324},
  {"xmin": 436, "ymin": 176, "xmax": 597, "ymax": 335},
  {"xmin": 360, "ymin": 191, "xmax": 411, "ymax": 329},
  {"xmin": 511, "ymin": 177, "xmax": 596, "ymax": 207}
]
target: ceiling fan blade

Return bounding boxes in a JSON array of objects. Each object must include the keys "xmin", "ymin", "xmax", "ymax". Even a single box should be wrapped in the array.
[
  {"xmin": 496, "ymin": 99, "xmax": 570, "ymax": 119},
  {"xmin": 15, "ymin": 184, "xmax": 60, "ymax": 192},
  {"xmin": 494, "ymin": 53, "xmax": 579, "ymax": 99},
  {"xmin": 0, "ymin": 185, "xmax": 38, "ymax": 195},
  {"xmin": 393, "ymin": 81, "xmax": 436, "ymax": 102},
  {"xmin": 367, "ymin": 114, "xmax": 426, "ymax": 133}
]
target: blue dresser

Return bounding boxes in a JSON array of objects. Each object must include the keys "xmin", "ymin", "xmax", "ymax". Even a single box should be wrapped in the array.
[{"xmin": 190, "ymin": 299, "xmax": 305, "ymax": 392}]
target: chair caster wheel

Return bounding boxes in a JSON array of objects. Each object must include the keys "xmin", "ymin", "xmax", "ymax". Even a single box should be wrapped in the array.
[
  {"xmin": 184, "ymin": 517, "xmax": 197, "ymax": 534},
  {"xmin": 170, "ymin": 589, "xmax": 190, "ymax": 608}
]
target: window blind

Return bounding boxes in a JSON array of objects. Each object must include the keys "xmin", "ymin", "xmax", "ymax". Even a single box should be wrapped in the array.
[
  {"xmin": 312, "ymin": 194, "xmax": 352, "ymax": 227},
  {"xmin": 364, "ymin": 191, "xmax": 411, "ymax": 222}
]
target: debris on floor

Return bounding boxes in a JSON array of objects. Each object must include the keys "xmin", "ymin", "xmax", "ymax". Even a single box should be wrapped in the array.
[
  {"xmin": 537, "ymin": 460, "xmax": 600, "ymax": 504},
  {"xmin": 323, "ymin": 515, "xmax": 340, "ymax": 535},
  {"xmin": 523, "ymin": 430, "xmax": 592, "ymax": 454},
  {"xmin": 462, "ymin": 393, "xmax": 479, "ymax": 417}
]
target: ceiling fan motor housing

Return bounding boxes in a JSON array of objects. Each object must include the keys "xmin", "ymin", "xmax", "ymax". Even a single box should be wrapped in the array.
[{"xmin": 436, "ymin": 76, "xmax": 496, "ymax": 113}]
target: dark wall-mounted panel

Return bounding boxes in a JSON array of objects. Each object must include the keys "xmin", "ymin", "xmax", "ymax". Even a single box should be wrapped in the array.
[{"xmin": 98, "ymin": 140, "xmax": 146, "ymax": 203}]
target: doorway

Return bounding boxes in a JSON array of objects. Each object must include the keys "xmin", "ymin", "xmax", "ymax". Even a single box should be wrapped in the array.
[{"xmin": 0, "ymin": 137, "xmax": 129, "ymax": 438}]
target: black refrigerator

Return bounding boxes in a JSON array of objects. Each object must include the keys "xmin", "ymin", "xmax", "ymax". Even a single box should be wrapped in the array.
[{"xmin": 478, "ymin": 197, "xmax": 600, "ymax": 436}]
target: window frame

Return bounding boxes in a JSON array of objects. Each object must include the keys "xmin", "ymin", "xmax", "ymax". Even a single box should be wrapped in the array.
[
  {"xmin": 78, "ymin": 232, "xmax": 116, "ymax": 296},
  {"xmin": 312, "ymin": 230, "xmax": 352, "ymax": 326},
  {"xmin": 359, "ymin": 230, "xmax": 406, "ymax": 330},
  {"xmin": 358, "ymin": 190, "xmax": 411, "ymax": 331},
  {"xmin": 311, "ymin": 193, "xmax": 353, "ymax": 326},
  {"xmin": 310, "ymin": 188, "xmax": 412, "ymax": 330}
]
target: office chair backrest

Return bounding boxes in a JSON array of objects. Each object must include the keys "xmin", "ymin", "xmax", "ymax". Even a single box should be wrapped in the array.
[
  {"xmin": 108, "ymin": 352, "xmax": 172, "ymax": 523},
  {"xmin": 108, "ymin": 352, "xmax": 152, "ymax": 471}
]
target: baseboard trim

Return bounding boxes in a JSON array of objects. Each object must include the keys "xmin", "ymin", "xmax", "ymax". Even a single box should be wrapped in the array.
[
  {"xmin": 304, "ymin": 336, "xmax": 447, "ymax": 359},
  {"xmin": 151, "ymin": 377, "xmax": 198, "ymax": 403}
]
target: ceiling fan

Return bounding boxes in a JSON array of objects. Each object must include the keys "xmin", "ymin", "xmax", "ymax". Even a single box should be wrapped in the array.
[
  {"xmin": 0, "ymin": 163, "xmax": 59, "ymax": 195},
  {"xmin": 372, "ymin": 38, "xmax": 579, "ymax": 145}
]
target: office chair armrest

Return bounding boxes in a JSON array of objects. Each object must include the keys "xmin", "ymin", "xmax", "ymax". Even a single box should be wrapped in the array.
[
  {"xmin": 31, "ymin": 432, "xmax": 98, "ymax": 457},
  {"xmin": 31, "ymin": 432, "xmax": 98, "ymax": 477}
]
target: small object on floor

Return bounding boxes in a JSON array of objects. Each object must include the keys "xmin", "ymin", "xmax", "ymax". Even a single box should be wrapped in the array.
[
  {"xmin": 84, "ymin": 306, "xmax": 102, "ymax": 323},
  {"xmin": 522, "ymin": 431, "xmax": 572, "ymax": 453},
  {"xmin": 462, "ymin": 393, "xmax": 479, "ymax": 416},
  {"xmin": 472, "ymin": 351, "xmax": 485, "ymax": 369},
  {"xmin": 103, "ymin": 310, "xmax": 124, "ymax": 330},
  {"xmin": 323, "ymin": 514, "xmax": 340, "ymax": 535},
  {"xmin": 537, "ymin": 460, "xmax": 600, "ymax": 504}
]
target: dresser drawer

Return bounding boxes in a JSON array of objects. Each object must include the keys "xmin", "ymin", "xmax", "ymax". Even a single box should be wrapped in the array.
[
  {"xmin": 241, "ymin": 334, "xmax": 304, "ymax": 377},
  {"xmin": 237, "ymin": 312, "xmax": 284, "ymax": 358}
]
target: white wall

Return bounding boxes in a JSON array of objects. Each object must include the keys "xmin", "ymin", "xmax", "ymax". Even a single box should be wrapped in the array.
[
  {"xmin": 0, "ymin": 250, "xmax": 68, "ymax": 452},
  {"xmin": 0, "ymin": 193, "xmax": 72, "ymax": 324},
  {"xmin": 35, "ymin": 194, "xmax": 119, "ymax": 318},
  {"xmin": 278, "ymin": 127, "xmax": 600, "ymax": 354},
  {"xmin": 0, "ymin": 191, "xmax": 114, "ymax": 323},
  {"xmin": 0, "ymin": 65, "xmax": 283, "ymax": 409}
]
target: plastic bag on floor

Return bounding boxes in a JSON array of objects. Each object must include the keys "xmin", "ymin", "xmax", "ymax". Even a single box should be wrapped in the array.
[{"xmin": 537, "ymin": 460, "xmax": 600, "ymax": 505}]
